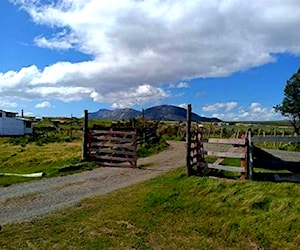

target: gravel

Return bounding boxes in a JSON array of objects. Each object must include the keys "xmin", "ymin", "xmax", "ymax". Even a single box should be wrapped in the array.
[{"xmin": 0, "ymin": 141, "xmax": 186, "ymax": 225}]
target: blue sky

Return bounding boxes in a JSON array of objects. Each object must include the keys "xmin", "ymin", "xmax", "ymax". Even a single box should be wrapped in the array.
[{"xmin": 0, "ymin": 0, "xmax": 299, "ymax": 120}]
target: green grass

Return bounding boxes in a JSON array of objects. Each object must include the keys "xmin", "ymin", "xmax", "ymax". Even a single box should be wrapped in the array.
[
  {"xmin": 1, "ymin": 168, "xmax": 300, "ymax": 249},
  {"xmin": 0, "ymin": 138, "xmax": 99, "ymax": 187},
  {"xmin": 138, "ymin": 137, "xmax": 169, "ymax": 157},
  {"xmin": 0, "ymin": 134, "xmax": 168, "ymax": 186}
]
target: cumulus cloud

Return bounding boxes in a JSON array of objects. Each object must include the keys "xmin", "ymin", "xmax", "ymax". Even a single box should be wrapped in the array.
[
  {"xmin": 35, "ymin": 101, "xmax": 52, "ymax": 109},
  {"xmin": 202, "ymin": 102, "xmax": 238, "ymax": 112},
  {"xmin": 4, "ymin": 0, "xmax": 300, "ymax": 107},
  {"xmin": 0, "ymin": 99, "xmax": 18, "ymax": 109},
  {"xmin": 91, "ymin": 84, "xmax": 168, "ymax": 109},
  {"xmin": 209, "ymin": 102, "xmax": 282, "ymax": 121}
]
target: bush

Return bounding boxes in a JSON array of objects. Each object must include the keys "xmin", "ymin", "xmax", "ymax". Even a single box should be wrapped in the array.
[
  {"xmin": 7, "ymin": 134, "xmax": 76, "ymax": 147},
  {"xmin": 138, "ymin": 137, "xmax": 169, "ymax": 157}
]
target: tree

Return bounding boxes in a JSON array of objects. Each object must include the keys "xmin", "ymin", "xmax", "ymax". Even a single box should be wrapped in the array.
[{"xmin": 274, "ymin": 68, "xmax": 300, "ymax": 135}]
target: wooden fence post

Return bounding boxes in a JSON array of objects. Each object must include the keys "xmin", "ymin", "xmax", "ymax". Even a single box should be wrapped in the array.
[
  {"xmin": 240, "ymin": 134, "xmax": 246, "ymax": 180},
  {"xmin": 82, "ymin": 110, "xmax": 89, "ymax": 161},
  {"xmin": 186, "ymin": 104, "xmax": 192, "ymax": 176},
  {"xmin": 133, "ymin": 129, "xmax": 138, "ymax": 168},
  {"xmin": 142, "ymin": 109, "xmax": 146, "ymax": 143},
  {"xmin": 247, "ymin": 129, "xmax": 254, "ymax": 180},
  {"xmin": 196, "ymin": 124, "xmax": 204, "ymax": 175}
]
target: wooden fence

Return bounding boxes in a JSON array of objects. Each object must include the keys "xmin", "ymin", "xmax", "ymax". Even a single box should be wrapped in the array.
[
  {"xmin": 201, "ymin": 137, "xmax": 247, "ymax": 180},
  {"xmin": 248, "ymin": 130, "xmax": 300, "ymax": 179},
  {"xmin": 136, "ymin": 127, "xmax": 157, "ymax": 145},
  {"xmin": 186, "ymin": 105, "xmax": 300, "ymax": 180},
  {"xmin": 82, "ymin": 110, "xmax": 159, "ymax": 168},
  {"xmin": 186, "ymin": 125, "xmax": 247, "ymax": 179},
  {"xmin": 86, "ymin": 129, "xmax": 137, "ymax": 168}
]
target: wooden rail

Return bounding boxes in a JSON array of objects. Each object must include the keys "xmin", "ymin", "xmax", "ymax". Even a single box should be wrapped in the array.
[
  {"xmin": 247, "ymin": 131, "xmax": 300, "ymax": 180},
  {"xmin": 87, "ymin": 129, "xmax": 137, "ymax": 168},
  {"xmin": 251, "ymin": 136, "xmax": 300, "ymax": 143},
  {"xmin": 204, "ymin": 137, "xmax": 247, "ymax": 180},
  {"xmin": 186, "ymin": 105, "xmax": 300, "ymax": 181},
  {"xmin": 186, "ymin": 105, "xmax": 247, "ymax": 179},
  {"xmin": 82, "ymin": 110, "xmax": 160, "ymax": 168}
]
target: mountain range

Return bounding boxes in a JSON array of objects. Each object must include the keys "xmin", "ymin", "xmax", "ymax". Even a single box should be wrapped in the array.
[{"xmin": 89, "ymin": 105, "xmax": 221, "ymax": 122}]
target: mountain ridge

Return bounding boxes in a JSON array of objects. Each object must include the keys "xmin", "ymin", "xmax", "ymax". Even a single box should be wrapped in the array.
[{"xmin": 88, "ymin": 105, "xmax": 221, "ymax": 122}]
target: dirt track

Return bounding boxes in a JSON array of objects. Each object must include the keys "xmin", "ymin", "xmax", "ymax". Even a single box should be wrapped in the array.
[{"xmin": 0, "ymin": 141, "xmax": 186, "ymax": 225}]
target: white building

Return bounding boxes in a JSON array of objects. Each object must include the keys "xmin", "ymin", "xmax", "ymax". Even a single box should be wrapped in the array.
[{"xmin": 0, "ymin": 110, "xmax": 33, "ymax": 136}]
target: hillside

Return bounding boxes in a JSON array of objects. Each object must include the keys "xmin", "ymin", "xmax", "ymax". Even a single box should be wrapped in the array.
[
  {"xmin": 88, "ymin": 108, "xmax": 141, "ymax": 120},
  {"xmin": 89, "ymin": 105, "xmax": 221, "ymax": 122}
]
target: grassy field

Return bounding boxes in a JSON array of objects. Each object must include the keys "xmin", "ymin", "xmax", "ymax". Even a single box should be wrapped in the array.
[
  {"xmin": 1, "ymin": 167, "xmax": 300, "ymax": 249},
  {"xmin": 0, "ymin": 137, "xmax": 94, "ymax": 187},
  {"xmin": 0, "ymin": 133, "xmax": 168, "ymax": 186}
]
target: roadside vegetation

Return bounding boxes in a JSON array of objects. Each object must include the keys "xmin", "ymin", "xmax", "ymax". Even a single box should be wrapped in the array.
[
  {"xmin": 0, "ymin": 137, "xmax": 98, "ymax": 187},
  {"xmin": 137, "ymin": 137, "xmax": 169, "ymax": 158},
  {"xmin": 0, "ymin": 117, "xmax": 169, "ymax": 186},
  {"xmin": 1, "ymin": 167, "xmax": 300, "ymax": 249}
]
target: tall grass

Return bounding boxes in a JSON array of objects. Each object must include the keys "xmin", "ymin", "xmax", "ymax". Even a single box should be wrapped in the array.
[
  {"xmin": 0, "ymin": 138, "xmax": 91, "ymax": 186},
  {"xmin": 1, "ymin": 168, "xmax": 300, "ymax": 249}
]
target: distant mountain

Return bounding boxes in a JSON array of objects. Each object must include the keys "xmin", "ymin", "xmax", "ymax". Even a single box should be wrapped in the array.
[
  {"xmin": 144, "ymin": 105, "xmax": 221, "ymax": 122},
  {"xmin": 89, "ymin": 105, "xmax": 221, "ymax": 122},
  {"xmin": 88, "ymin": 108, "xmax": 141, "ymax": 120}
]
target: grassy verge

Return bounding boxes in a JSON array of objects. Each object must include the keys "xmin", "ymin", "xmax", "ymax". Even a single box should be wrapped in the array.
[
  {"xmin": 0, "ymin": 135, "xmax": 169, "ymax": 186},
  {"xmin": 0, "ymin": 138, "xmax": 98, "ymax": 187},
  {"xmin": 1, "ymin": 168, "xmax": 300, "ymax": 249}
]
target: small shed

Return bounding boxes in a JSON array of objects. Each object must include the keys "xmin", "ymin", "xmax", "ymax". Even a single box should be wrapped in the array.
[{"xmin": 0, "ymin": 110, "xmax": 34, "ymax": 136}]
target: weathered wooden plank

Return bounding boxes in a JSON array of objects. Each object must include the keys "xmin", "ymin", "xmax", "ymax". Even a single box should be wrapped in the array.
[
  {"xmin": 82, "ymin": 110, "xmax": 89, "ymax": 160},
  {"xmin": 89, "ymin": 143, "xmax": 136, "ymax": 150},
  {"xmin": 90, "ymin": 137, "xmax": 133, "ymax": 143},
  {"xmin": 208, "ymin": 138, "xmax": 246, "ymax": 145},
  {"xmin": 252, "ymin": 136, "xmax": 300, "ymax": 143},
  {"xmin": 186, "ymin": 104, "xmax": 192, "ymax": 176},
  {"xmin": 90, "ymin": 130, "xmax": 136, "ymax": 136},
  {"xmin": 208, "ymin": 145, "xmax": 241, "ymax": 166},
  {"xmin": 205, "ymin": 151, "xmax": 245, "ymax": 158},
  {"xmin": 96, "ymin": 149, "xmax": 136, "ymax": 156},
  {"xmin": 94, "ymin": 155, "xmax": 135, "ymax": 162},
  {"xmin": 206, "ymin": 163, "xmax": 245, "ymax": 173}
]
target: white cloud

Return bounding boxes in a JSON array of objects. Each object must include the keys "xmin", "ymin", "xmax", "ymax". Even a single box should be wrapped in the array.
[
  {"xmin": 202, "ymin": 102, "xmax": 238, "ymax": 112},
  {"xmin": 169, "ymin": 82, "xmax": 189, "ymax": 88},
  {"xmin": 4, "ymin": 0, "xmax": 300, "ymax": 107},
  {"xmin": 91, "ymin": 84, "xmax": 168, "ymax": 109},
  {"xmin": 34, "ymin": 35, "xmax": 73, "ymax": 50},
  {"xmin": 178, "ymin": 82, "xmax": 189, "ymax": 88},
  {"xmin": 0, "ymin": 99, "xmax": 18, "ymax": 109},
  {"xmin": 35, "ymin": 101, "xmax": 52, "ymax": 109},
  {"xmin": 178, "ymin": 103, "xmax": 188, "ymax": 109},
  {"xmin": 209, "ymin": 102, "xmax": 282, "ymax": 121}
]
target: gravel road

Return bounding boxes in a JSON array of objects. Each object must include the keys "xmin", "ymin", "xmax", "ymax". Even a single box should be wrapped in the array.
[{"xmin": 0, "ymin": 141, "xmax": 186, "ymax": 225}]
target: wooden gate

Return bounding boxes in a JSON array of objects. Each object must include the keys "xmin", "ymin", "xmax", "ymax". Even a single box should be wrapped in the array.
[
  {"xmin": 87, "ymin": 129, "xmax": 138, "ymax": 168},
  {"xmin": 186, "ymin": 104, "xmax": 247, "ymax": 179},
  {"xmin": 82, "ymin": 110, "xmax": 137, "ymax": 168},
  {"xmin": 200, "ymin": 137, "xmax": 247, "ymax": 180}
]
